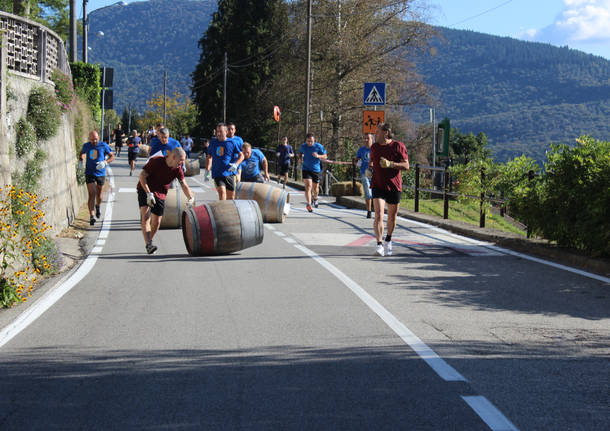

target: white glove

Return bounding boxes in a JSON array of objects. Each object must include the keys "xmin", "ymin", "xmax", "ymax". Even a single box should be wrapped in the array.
[
  {"xmin": 186, "ymin": 197, "xmax": 195, "ymax": 208},
  {"xmin": 228, "ymin": 163, "xmax": 238, "ymax": 172},
  {"xmin": 146, "ymin": 192, "xmax": 156, "ymax": 207},
  {"xmin": 356, "ymin": 160, "xmax": 362, "ymax": 168},
  {"xmin": 203, "ymin": 170, "xmax": 211, "ymax": 181},
  {"xmin": 77, "ymin": 160, "xmax": 84, "ymax": 170},
  {"xmin": 96, "ymin": 160, "xmax": 107, "ymax": 171}
]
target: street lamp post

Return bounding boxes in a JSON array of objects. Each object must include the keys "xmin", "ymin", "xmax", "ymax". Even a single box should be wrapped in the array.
[{"xmin": 82, "ymin": 0, "xmax": 88, "ymax": 62}]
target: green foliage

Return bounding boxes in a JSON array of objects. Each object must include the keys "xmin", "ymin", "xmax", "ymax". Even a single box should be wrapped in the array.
[
  {"xmin": 15, "ymin": 118, "xmax": 36, "ymax": 158},
  {"xmin": 449, "ymin": 129, "xmax": 490, "ymax": 164},
  {"xmin": 192, "ymin": 0, "xmax": 289, "ymax": 143},
  {"xmin": 14, "ymin": 149, "xmax": 47, "ymax": 192},
  {"xmin": 523, "ymin": 136, "xmax": 610, "ymax": 256},
  {"xmin": 50, "ymin": 68, "xmax": 75, "ymax": 111},
  {"xmin": 70, "ymin": 62, "xmax": 101, "ymax": 120},
  {"xmin": 27, "ymin": 86, "xmax": 61, "ymax": 140},
  {"xmin": 1, "ymin": 0, "xmax": 70, "ymax": 41}
]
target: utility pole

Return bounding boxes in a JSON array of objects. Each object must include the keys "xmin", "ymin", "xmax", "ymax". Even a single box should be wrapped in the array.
[
  {"xmin": 223, "ymin": 52, "xmax": 227, "ymax": 124},
  {"xmin": 82, "ymin": 0, "xmax": 88, "ymax": 63},
  {"xmin": 304, "ymin": 0, "xmax": 312, "ymax": 138},
  {"xmin": 163, "ymin": 71, "xmax": 167, "ymax": 125},
  {"xmin": 69, "ymin": 0, "xmax": 77, "ymax": 62},
  {"xmin": 128, "ymin": 104, "xmax": 132, "ymax": 133}
]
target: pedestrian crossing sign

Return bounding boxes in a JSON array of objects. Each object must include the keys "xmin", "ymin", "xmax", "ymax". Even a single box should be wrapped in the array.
[
  {"xmin": 363, "ymin": 82, "xmax": 386, "ymax": 106},
  {"xmin": 363, "ymin": 110, "xmax": 384, "ymax": 134}
]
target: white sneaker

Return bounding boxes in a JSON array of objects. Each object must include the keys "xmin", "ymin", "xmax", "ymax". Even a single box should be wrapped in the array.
[
  {"xmin": 383, "ymin": 240, "xmax": 392, "ymax": 256},
  {"xmin": 375, "ymin": 244, "xmax": 384, "ymax": 256}
]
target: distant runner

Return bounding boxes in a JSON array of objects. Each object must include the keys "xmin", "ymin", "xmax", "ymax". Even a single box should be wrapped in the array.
[
  {"xmin": 276, "ymin": 136, "xmax": 294, "ymax": 189},
  {"xmin": 205, "ymin": 123, "xmax": 244, "ymax": 200},
  {"xmin": 354, "ymin": 133, "xmax": 374, "ymax": 218},
  {"xmin": 127, "ymin": 129, "xmax": 141, "ymax": 176},
  {"xmin": 298, "ymin": 133, "xmax": 327, "ymax": 212}
]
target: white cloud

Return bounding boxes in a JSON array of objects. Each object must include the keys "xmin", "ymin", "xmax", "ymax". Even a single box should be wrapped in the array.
[{"xmin": 519, "ymin": 0, "xmax": 610, "ymax": 44}]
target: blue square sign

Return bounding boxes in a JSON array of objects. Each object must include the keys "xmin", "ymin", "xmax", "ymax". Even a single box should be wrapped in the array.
[{"xmin": 363, "ymin": 82, "xmax": 386, "ymax": 106}]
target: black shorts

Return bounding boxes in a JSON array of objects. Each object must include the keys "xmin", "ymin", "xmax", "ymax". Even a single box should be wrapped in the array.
[
  {"xmin": 302, "ymin": 170, "xmax": 319, "ymax": 183},
  {"xmin": 214, "ymin": 176, "xmax": 236, "ymax": 191},
  {"xmin": 242, "ymin": 173, "xmax": 264, "ymax": 183},
  {"xmin": 279, "ymin": 164, "xmax": 291, "ymax": 175},
  {"xmin": 85, "ymin": 175, "xmax": 105, "ymax": 186},
  {"xmin": 372, "ymin": 188, "xmax": 402, "ymax": 205},
  {"xmin": 137, "ymin": 188, "xmax": 166, "ymax": 216},
  {"xmin": 128, "ymin": 152, "xmax": 138, "ymax": 162}
]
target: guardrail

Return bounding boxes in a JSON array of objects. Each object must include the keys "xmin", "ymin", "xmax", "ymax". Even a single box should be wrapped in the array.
[{"xmin": 0, "ymin": 10, "xmax": 71, "ymax": 82}]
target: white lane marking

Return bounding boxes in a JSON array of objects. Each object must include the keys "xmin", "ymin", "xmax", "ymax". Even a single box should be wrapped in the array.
[
  {"xmin": 284, "ymin": 237, "xmax": 297, "ymax": 244},
  {"xmin": 0, "ymin": 168, "xmax": 115, "ymax": 349},
  {"xmin": 188, "ymin": 177, "xmax": 213, "ymax": 190},
  {"xmin": 399, "ymin": 217, "xmax": 610, "ymax": 283},
  {"xmin": 462, "ymin": 396, "xmax": 519, "ymax": 431},
  {"xmin": 264, "ymin": 224, "xmax": 276, "ymax": 231},
  {"xmin": 274, "ymin": 231, "xmax": 286, "ymax": 237},
  {"xmin": 95, "ymin": 239, "xmax": 106, "ymax": 246},
  {"xmin": 91, "ymin": 247, "xmax": 103, "ymax": 254},
  {"xmin": 293, "ymin": 243, "xmax": 466, "ymax": 382}
]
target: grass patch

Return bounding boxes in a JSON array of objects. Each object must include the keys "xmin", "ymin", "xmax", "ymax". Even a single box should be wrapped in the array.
[{"xmin": 401, "ymin": 197, "xmax": 526, "ymax": 236}]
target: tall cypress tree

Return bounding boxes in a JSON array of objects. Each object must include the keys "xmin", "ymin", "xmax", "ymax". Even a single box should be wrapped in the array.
[{"xmin": 191, "ymin": 0, "xmax": 289, "ymax": 145}]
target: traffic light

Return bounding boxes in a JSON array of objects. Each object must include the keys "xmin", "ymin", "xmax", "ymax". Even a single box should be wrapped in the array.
[{"xmin": 436, "ymin": 117, "xmax": 450, "ymax": 157}]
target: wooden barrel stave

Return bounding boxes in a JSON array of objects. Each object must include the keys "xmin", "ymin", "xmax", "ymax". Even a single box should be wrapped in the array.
[
  {"xmin": 235, "ymin": 182, "xmax": 290, "ymax": 223},
  {"xmin": 185, "ymin": 159, "xmax": 200, "ymax": 177},
  {"xmin": 160, "ymin": 186, "xmax": 192, "ymax": 229}
]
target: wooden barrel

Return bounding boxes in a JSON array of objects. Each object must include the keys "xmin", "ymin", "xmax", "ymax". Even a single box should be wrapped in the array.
[
  {"xmin": 181, "ymin": 200, "xmax": 264, "ymax": 256},
  {"xmin": 234, "ymin": 182, "xmax": 290, "ymax": 223},
  {"xmin": 185, "ymin": 159, "xmax": 200, "ymax": 177},
  {"xmin": 160, "ymin": 186, "xmax": 192, "ymax": 229},
  {"xmin": 138, "ymin": 144, "xmax": 150, "ymax": 158}
]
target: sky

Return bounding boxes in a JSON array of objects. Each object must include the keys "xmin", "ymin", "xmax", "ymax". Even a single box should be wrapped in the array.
[{"xmin": 84, "ymin": 0, "xmax": 610, "ymax": 60}]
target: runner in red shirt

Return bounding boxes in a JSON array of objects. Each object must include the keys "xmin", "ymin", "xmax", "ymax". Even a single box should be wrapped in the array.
[
  {"xmin": 370, "ymin": 123, "xmax": 410, "ymax": 257},
  {"xmin": 137, "ymin": 147, "xmax": 195, "ymax": 254}
]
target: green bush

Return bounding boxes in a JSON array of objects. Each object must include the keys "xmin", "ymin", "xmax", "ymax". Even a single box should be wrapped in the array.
[
  {"xmin": 50, "ymin": 69, "xmax": 76, "ymax": 111},
  {"xmin": 14, "ymin": 149, "xmax": 47, "ymax": 192},
  {"xmin": 529, "ymin": 136, "xmax": 610, "ymax": 256},
  {"xmin": 15, "ymin": 118, "xmax": 36, "ymax": 158},
  {"xmin": 70, "ymin": 62, "xmax": 101, "ymax": 120},
  {"xmin": 27, "ymin": 87, "xmax": 61, "ymax": 140}
]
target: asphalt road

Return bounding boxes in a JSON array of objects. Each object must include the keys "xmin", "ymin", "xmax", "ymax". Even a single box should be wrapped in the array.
[{"xmin": 1, "ymin": 154, "xmax": 608, "ymax": 430}]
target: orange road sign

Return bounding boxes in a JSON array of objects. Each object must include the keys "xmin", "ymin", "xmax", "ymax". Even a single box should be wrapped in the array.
[{"xmin": 362, "ymin": 110, "xmax": 384, "ymax": 134}]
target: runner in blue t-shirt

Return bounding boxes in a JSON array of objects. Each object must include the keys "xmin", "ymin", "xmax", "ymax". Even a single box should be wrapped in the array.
[
  {"xmin": 205, "ymin": 123, "xmax": 244, "ymax": 200},
  {"xmin": 298, "ymin": 133, "xmax": 327, "ymax": 212},
  {"xmin": 354, "ymin": 133, "xmax": 374, "ymax": 218},
  {"xmin": 127, "ymin": 130, "xmax": 142, "ymax": 176},
  {"xmin": 240, "ymin": 143, "xmax": 270, "ymax": 183},
  {"xmin": 150, "ymin": 134, "xmax": 181, "ymax": 157},
  {"xmin": 227, "ymin": 122, "xmax": 244, "ymax": 183},
  {"xmin": 79, "ymin": 130, "xmax": 115, "ymax": 225},
  {"xmin": 276, "ymin": 136, "xmax": 294, "ymax": 189}
]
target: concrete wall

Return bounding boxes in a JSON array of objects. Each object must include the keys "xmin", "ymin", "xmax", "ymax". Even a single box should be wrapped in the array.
[{"xmin": 2, "ymin": 73, "xmax": 86, "ymax": 235}]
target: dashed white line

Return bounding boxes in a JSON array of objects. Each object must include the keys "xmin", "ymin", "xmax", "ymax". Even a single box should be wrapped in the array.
[{"xmin": 462, "ymin": 396, "xmax": 519, "ymax": 431}]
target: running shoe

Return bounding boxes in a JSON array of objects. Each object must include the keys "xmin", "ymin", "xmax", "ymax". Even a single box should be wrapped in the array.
[
  {"xmin": 146, "ymin": 242, "xmax": 158, "ymax": 254},
  {"xmin": 306, "ymin": 204, "xmax": 313, "ymax": 213},
  {"xmin": 366, "ymin": 210, "xmax": 372, "ymax": 219},
  {"xmin": 89, "ymin": 216, "xmax": 96, "ymax": 226},
  {"xmin": 375, "ymin": 244, "xmax": 384, "ymax": 256},
  {"xmin": 313, "ymin": 199, "xmax": 319, "ymax": 208},
  {"xmin": 95, "ymin": 205, "xmax": 101, "ymax": 218},
  {"xmin": 383, "ymin": 240, "xmax": 393, "ymax": 256}
]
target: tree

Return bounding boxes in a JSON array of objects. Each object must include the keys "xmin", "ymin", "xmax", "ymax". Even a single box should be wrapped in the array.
[
  {"xmin": 0, "ymin": 1, "xmax": 70, "ymax": 41},
  {"xmin": 449, "ymin": 129, "xmax": 490, "ymax": 164},
  {"xmin": 269, "ymin": 0, "xmax": 432, "ymax": 159},
  {"xmin": 192, "ymin": 0, "xmax": 289, "ymax": 146},
  {"xmin": 142, "ymin": 92, "xmax": 198, "ymax": 138}
]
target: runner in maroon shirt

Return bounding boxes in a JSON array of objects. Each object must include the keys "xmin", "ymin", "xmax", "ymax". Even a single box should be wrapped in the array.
[
  {"xmin": 370, "ymin": 123, "xmax": 410, "ymax": 257},
  {"xmin": 137, "ymin": 147, "xmax": 195, "ymax": 254}
]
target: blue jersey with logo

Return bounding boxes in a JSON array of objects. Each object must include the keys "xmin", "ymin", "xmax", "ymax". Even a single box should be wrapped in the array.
[
  {"xmin": 356, "ymin": 146, "xmax": 371, "ymax": 175},
  {"xmin": 299, "ymin": 142, "xmax": 326, "ymax": 173},
  {"xmin": 150, "ymin": 137, "xmax": 181, "ymax": 157},
  {"xmin": 240, "ymin": 148, "xmax": 265, "ymax": 179},
  {"xmin": 80, "ymin": 141, "xmax": 113, "ymax": 176},
  {"xmin": 230, "ymin": 135, "xmax": 244, "ymax": 164},
  {"xmin": 209, "ymin": 137, "xmax": 240, "ymax": 178}
]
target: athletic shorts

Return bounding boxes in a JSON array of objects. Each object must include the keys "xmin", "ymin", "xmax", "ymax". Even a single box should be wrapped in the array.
[
  {"xmin": 372, "ymin": 188, "xmax": 402, "ymax": 205},
  {"xmin": 302, "ymin": 170, "xmax": 319, "ymax": 184},
  {"xmin": 279, "ymin": 163, "xmax": 291, "ymax": 175},
  {"xmin": 242, "ymin": 173, "xmax": 265, "ymax": 183},
  {"xmin": 361, "ymin": 174, "xmax": 372, "ymax": 200},
  {"xmin": 85, "ymin": 175, "xmax": 105, "ymax": 186},
  {"xmin": 214, "ymin": 176, "xmax": 236, "ymax": 191},
  {"xmin": 137, "ymin": 188, "xmax": 165, "ymax": 216},
  {"xmin": 128, "ymin": 152, "xmax": 138, "ymax": 162}
]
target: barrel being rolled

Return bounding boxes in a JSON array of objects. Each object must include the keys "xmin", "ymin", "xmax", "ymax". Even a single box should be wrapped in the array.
[
  {"xmin": 160, "ymin": 186, "xmax": 192, "ymax": 229},
  {"xmin": 235, "ymin": 182, "xmax": 290, "ymax": 223},
  {"xmin": 138, "ymin": 144, "xmax": 150, "ymax": 158},
  {"xmin": 185, "ymin": 159, "xmax": 200, "ymax": 177},
  {"xmin": 182, "ymin": 200, "xmax": 264, "ymax": 256}
]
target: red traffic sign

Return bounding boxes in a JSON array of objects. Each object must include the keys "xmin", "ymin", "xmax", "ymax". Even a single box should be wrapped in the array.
[{"xmin": 273, "ymin": 106, "xmax": 281, "ymax": 122}]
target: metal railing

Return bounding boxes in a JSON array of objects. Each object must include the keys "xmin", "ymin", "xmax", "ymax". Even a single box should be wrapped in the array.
[{"xmin": 0, "ymin": 11, "xmax": 71, "ymax": 83}]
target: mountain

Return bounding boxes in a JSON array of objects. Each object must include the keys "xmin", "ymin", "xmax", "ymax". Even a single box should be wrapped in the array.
[
  {"xmin": 85, "ymin": 0, "xmax": 216, "ymax": 113},
  {"xmin": 85, "ymin": 1, "xmax": 609, "ymax": 162},
  {"xmin": 416, "ymin": 27, "xmax": 610, "ymax": 161}
]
